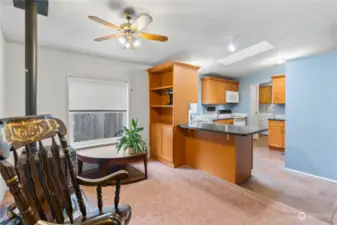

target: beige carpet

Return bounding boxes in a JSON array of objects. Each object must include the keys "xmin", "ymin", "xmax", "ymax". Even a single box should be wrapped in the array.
[{"xmin": 81, "ymin": 161, "xmax": 328, "ymax": 225}]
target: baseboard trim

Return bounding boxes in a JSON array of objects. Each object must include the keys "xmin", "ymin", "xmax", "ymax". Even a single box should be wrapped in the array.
[{"xmin": 284, "ymin": 167, "xmax": 337, "ymax": 184}]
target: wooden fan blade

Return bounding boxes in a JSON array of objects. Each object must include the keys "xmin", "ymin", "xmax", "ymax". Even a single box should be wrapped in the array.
[
  {"xmin": 139, "ymin": 32, "xmax": 168, "ymax": 42},
  {"xmin": 94, "ymin": 34, "xmax": 121, "ymax": 42},
  {"xmin": 88, "ymin": 16, "xmax": 121, "ymax": 30},
  {"xmin": 132, "ymin": 14, "xmax": 153, "ymax": 31}
]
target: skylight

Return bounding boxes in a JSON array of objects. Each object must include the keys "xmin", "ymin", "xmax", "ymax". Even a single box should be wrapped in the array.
[{"xmin": 217, "ymin": 41, "xmax": 275, "ymax": 66}]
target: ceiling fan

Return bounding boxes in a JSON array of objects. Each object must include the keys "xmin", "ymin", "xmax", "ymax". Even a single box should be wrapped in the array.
[{"xmin": 89, "ymin": 9, "xmax": 168, "ymax": 49}]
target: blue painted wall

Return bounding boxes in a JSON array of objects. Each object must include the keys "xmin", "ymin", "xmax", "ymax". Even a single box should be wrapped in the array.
[
  {"xmin": 232, "ymin": 65, "xmax": 286, "ymax": 123},
  {"xmin": 285, "ymin": 50, "xmax": 337, "ymax": 180}
]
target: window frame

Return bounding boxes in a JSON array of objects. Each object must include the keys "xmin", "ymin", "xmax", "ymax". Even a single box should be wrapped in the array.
[{"xmin": 66, "ymin": 75, "xmax": 129, "ymax": 149}]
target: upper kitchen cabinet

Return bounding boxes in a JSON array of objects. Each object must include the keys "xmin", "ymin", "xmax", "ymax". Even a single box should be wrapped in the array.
[
  {"xmin": 272, "ymin": 75, "xmax": 286, "ymax": 104},
  {"xmin": 201, "ymin": 76, "xmax": 239, "ymax": 104},
  {"xmin": 259, "ymin": 86, "xmax": 272, "ymax": 104}
]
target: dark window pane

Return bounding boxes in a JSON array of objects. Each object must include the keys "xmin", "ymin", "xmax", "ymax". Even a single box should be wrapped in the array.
[{"xmin": 72, "ymin": 111, "xmax": 126, "ymax": 143}]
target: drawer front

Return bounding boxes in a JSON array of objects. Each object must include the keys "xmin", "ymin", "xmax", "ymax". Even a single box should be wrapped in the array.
[
  {"xmin": 268, "ymin": 126, "xmax": 285, "ymax": 149},
  {"xmin": 215, "ymin": 119, "xmax": 234, "ymax": 125}
]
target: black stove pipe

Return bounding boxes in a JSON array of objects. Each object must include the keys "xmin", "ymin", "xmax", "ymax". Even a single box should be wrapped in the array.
[
  {"xmin": 13, "ymin": 0, "xmax": 49, "ymax": 115},
  {"xmin": 25, "ymin": 0, "xmax": 37, "ymax": 116},
  {"xmin": 13, "ymin": 0, "xmax": 48, "ymax": 153}
]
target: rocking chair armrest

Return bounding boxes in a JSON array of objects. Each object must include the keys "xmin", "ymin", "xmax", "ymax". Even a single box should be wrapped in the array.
[
  {"xmin": 7, "ymin": 203, "xmax": 18, "ymax": 219},
  {"xmin": 77, "ymin": 170, "xmax": 128, "ymax": 186}
]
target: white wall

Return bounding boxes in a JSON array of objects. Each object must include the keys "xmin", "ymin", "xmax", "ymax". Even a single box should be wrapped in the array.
[
  {"xmin": 6, "ymin": 42, "xmax": 149, "ymax": 139},
  {"xmin": 5, "ymin": 42, "xmax": 150, "ymax": 171},
  {"xmin": 0, "ymin": 7, "xmax": 7, "ymax": 203}
]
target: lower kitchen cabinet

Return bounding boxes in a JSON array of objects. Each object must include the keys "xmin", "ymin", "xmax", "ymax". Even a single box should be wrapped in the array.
[
  {"xmin": 150, "ymin": 123, "xmax": 174, "ymax": 166},
  {"xmin": 214, "ymin": 119, "xmax": 234, "ymax": 125},
  {"xmin": 268, "ymin": 120, "xmax": 285, "ymax": 150},
  {"xmin": 150, "ymin": 123, "xmax": 162, "ymax": 157},
  {"xmin": 161, "ymin": 125, "xmax": 173, "ymax": 162}
]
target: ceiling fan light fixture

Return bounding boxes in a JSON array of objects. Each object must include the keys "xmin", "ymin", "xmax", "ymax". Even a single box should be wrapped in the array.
[
  {"xmin": 124, "ymin": 42, "xmax": 131, "ymax": 49},
  {"xmin": 133, "ymin": 39, "xmax": 140, "ymax": 48},
  {"xmin": 119, "ymin": 36, "xmax": 126, "ymax": 44},
  {"xmin": 89, "ymin": 13, "xmax": 168, "ymax": 48}
]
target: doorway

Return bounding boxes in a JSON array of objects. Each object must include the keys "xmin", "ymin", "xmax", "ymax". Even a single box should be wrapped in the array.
[{"xmin": 249, "ymin": 84, "xmax": 259, "ymax": 139}]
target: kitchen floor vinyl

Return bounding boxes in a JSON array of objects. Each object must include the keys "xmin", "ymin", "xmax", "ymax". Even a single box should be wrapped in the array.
[{"xmin": 241, "ymin": 135, "xmax": 337, "ymax": 224}]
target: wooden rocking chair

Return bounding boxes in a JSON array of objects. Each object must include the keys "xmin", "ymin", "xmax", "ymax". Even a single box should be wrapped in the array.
[{"xmin": 0, "ymin": 115, "xmax": 132, "ymax": 225}]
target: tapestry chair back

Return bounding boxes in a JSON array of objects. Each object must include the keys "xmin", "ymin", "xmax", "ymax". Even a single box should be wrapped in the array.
[{"xmin": 0, "ymin": 115, "xmax": 92, "ymax": 224}]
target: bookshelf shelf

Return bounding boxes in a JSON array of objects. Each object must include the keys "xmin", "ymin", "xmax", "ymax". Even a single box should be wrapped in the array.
[
  {"xmin": 151, "ymin": 105, "xmax": 173, "ymax": 108},
  {"xmin": 150, "ymin": 85, "xmax": 173, "ymax": 91}
]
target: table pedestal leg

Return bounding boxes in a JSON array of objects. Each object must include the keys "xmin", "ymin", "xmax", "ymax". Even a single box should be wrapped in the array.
[
  {"xmin": 78, "ymin": 159, "xmax": 83, "ymax": 175},
  {"xmin": 144, "ymin": 155, "xmax": 148, "ymax": 180},
  {"xmin": 99, "ymin": 162, "xmax": 109, "ymax": 177}
]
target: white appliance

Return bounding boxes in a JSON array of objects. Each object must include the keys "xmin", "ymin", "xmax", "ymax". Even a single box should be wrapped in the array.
[
  {"xmin": 259, "ymin": 113, "xmax": 272, "ymax": 135},
  {"xmin": 226, "ymin": 91, "xmax": 239, "ymax": 103},
  {"xmin": 216, "ymin": 110, "xmax": 247, "ymax": 126},
  {"xmin": 234, "ymin": 118, "xmax": 246, "ymax": 126}
]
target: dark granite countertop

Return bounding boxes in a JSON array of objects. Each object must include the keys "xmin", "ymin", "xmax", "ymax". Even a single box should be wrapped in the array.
[
  {"xmin": 268, "ymin": 118, "xmax": 285, "ymax": 121},
  {"xmin": 212, "ymin": 116, "xmax": 247, "ymax": 121},
  {"xmin": 179, "ymin": 123, "xmax": 267, "ymax": 136}
]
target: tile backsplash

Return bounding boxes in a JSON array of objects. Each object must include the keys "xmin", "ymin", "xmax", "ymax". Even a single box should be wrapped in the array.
[
  {"xmin": 259, "ymin": 104, "xmax": 285, "ymax": 114},
  {"xmin": 202, "ymin": 104, "xmax": 236, "ymax": 113}
]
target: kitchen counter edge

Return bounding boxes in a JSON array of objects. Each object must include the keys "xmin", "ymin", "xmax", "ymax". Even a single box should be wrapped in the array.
[
  {"xmin": 212, "ymin": 116, "xmax": 247, "ymax": 121},
  {"xmin": 178, "ymin": 123, "xmax": 267, "ymax": 136},
  {"xmin": 268, "ymin": 118, "xmax": 285, "ymax": 121}
]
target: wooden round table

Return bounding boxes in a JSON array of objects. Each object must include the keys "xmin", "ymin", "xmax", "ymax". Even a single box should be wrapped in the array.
[{"xmin": 76, "ymin": 146, "xmax": 147, "ymax": 184}]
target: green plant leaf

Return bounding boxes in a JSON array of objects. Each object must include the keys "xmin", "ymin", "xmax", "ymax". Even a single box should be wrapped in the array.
[
  {"xmin": 116, "ymin": 119, "xmax": 146, "ymax": 153},
  {"xmin": 135, "ymin": 127, "xmax": 144, "ymax": 133},
  {"xmin": 132, "ymin": 119, "xmax": 137, "ymax": 129}
]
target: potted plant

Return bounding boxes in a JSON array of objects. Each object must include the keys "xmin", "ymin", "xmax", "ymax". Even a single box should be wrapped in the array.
[{"xmin": 116, "ymin": 119, "xmax": 148, "ymax": 154}]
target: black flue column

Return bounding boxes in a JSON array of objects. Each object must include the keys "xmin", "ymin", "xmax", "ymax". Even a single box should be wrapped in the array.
[
  {"xmin": 13, "ymin": 0, "xmax": 49, "ymax": 152},
  {"xmin": 25, "ymin": 0, "xmax": 37, "ymax": 116},
  {"xmin": 13, "ymin": 0, "xmax": 49, "ymax": 115}
]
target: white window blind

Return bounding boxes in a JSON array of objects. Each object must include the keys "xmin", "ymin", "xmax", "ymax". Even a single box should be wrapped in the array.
[
  {"xmin": 68, "ymin": 77, "xmax": 128, "ymax": 148},
  {"xmin": 68, "ymin": 77, "xmax": 128, "ymax": 111}
]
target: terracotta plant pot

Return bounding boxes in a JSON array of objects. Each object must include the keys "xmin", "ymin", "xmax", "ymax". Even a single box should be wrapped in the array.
[{"xmin": 129, "ymin": 148, "xmax": 136, "ymax": 155}]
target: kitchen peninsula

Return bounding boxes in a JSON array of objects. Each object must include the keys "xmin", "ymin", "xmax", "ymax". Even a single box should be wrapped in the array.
[
  {"xmin": 148, "ymin": 61, "xmax": 267, "ymax": 184},
  {"xmin": 178, "ymin": 123, "xmax": 267, "ymax": 184}
]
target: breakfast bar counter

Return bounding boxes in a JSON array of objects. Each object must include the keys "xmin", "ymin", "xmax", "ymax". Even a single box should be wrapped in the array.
[{"xmin": 178, "ymin": 123, "xmax": 267, "ymax": 184}]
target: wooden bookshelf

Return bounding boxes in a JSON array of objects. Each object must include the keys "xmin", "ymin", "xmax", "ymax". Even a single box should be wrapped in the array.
[
  {"xmin": 151, "ymin": 105, "xmax": 173, "ymax": 108},
  {"xmin": 150, "ymin": 85, "xmax": 173, "ymax": 91},
  {"xmin": 148, "ymin": 61, "xmax": 200, "ymax": 167}
]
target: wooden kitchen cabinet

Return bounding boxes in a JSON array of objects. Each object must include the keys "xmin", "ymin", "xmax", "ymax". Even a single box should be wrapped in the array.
[
  {"xmin": 150, "ymin": 123, "xmax": 174, "ymax": 166},
  {"xmin": 226, "ymin": 82, "xmax": 239, "ymax": 92},
  {"xmin": 259, "ymin": 86, "xmax": 272, "ymax": 104},
  {"xmin": 272, "ymin": 75, "xmax": 286, "ymax": 104},
  {"xmin": 214, "ymin": 119, "xmax": 234, "ymax": 125},
  {"xmin": 268, "ymin": 120, "xmax": 285, "ymax": 150},
  {"xmin": 161, "ymin": 125, "xmax": 173, "ymax": 162},
  {"xmin": 201, "ymin": 76, "xmax": 239, "ymax": 104},
  {"xmin": 150, "ymin": 123, "xmax": 162, "ymax": 157},
  {"xmin": 201, "ymin": 79, "xmax": 226, "ymax": 104}
]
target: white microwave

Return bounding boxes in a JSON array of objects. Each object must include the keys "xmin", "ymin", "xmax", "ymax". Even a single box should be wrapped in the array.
[{"xmin": 226, "ymin": 91, "xmax": 239, "ymax": 103}]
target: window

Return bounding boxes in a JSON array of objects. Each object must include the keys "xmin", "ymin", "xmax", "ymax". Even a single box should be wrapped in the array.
[{"xmin": 68, "ymin": 77, "xmax": 128, "ymax": 148}]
